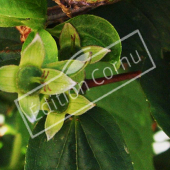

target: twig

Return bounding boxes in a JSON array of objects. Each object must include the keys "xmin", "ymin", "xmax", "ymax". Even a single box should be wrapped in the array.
[
  {"xmin": 82, "ymin": 71, "xmax": 141, "ymax": 90},
  {"xmin": 47, "ymin": 0, "xmax": 121, "ymax": 25}
]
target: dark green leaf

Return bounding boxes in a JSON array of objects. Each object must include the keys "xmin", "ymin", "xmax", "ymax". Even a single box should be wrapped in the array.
[
  {"xmin": 25, "ymin": 107, "xmax": 133, "ymax": 170},
  {"xmin": 84, "ymin": 62, "xmax": 154, "ymax": 170}
]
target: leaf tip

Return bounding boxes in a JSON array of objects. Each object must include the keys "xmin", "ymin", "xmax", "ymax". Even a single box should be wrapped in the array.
[
  {"xmin": 46, "ymin": 133, "xmax": 53, "ymax": 141},
  {"xmin": 26, "ymin": 114, "xmax": 37, "ymax": 124}
]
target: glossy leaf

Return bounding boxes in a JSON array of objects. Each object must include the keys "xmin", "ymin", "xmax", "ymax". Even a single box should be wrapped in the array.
[{"xmin": 0, "ymin": 65, "xmax": 19, "ymax": 93}]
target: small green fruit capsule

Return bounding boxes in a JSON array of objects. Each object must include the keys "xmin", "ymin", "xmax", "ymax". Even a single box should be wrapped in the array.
[{"xmin": 17, "ymin": 66, "xmax": 42, "ymax": 94}]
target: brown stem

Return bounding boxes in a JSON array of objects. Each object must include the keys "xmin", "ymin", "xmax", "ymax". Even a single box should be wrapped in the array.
[
  {"xmin": 83, "ymin": 71, "xmax": 141, "ymax": 90},
  {"xmin": 47, "ymin": 0, "xmax": 121, "ymax": 25}
]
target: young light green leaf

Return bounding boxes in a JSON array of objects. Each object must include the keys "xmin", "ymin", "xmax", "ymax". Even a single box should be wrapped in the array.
[
  {"xmin": 67, "ymin": 94, "xmax": 95, "ymax": 116},
  {"xmin": 59, "ymin": 23, "xmax": 81, "ymax": 49},
  {"xmin": 20, "ymin": 33, "xmax": 45, "ymax": 68},
  {"xmin": 0, "ymin": 15, "xmax": 45, "ymax": 29},
  {"xmin": 0, "ymin": 0, "xmax": 47, "ymax": 19},
  {"xmin": 0, "ymin": 65, "xmax": 19, "ymax": 93},
  {"xmin": 45, "ymin": 112, "xmax": 65, "ymax": 141},
  {"xmin": 21, "ymin": 18, "xmax": 46, "ymax": 30},
  {"xmin": 18, "ymin": 93, "xmax": 40, "ymax": 123},
  {"xmin": 40, "ymin": 69, "xmax": 76, "ymax": 95},
  {"xmin": 82, "ymin": 46, "xmax": 111, "ymax": 64},
  {"xmin": 0, "ymin": 15, "xmax": 23, "ymax": 27},
  {"xmin": 22, "ymin": 30, "xmax": 58, "ymax": 67}
]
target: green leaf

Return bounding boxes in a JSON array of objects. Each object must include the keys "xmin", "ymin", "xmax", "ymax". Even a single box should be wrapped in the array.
[
  {"xmin": 22, "ymin": 30, "xmax": 58, "ymax": 67},
  {"xmin": 47, "ymin": 15, "xmax": 122, "ymax": 65},
  {"xmin": 67, "ymin": 94, "xmax": 95, "ymax": 116},
  {"xmin": 0, "ymin": 0, "xmax": 47, "ymax": 29},
  {"xmin": 18, "ymin": 93, "xmax": 40, "ymax": 123},
  {"xmin": 21, "ymin": 18, "xmax": 46, "ymax": 30},
  {"xmin": 45, "ymin": 112, "xmax": 65, "ymax": 141},
  {"xmin": 0, "ymin": 15, "xmax": 45, "ymax": 29},
  {"xmin": 0, "ymin": 17, "xmax": 46, "ymax": 30},
  {"xmin": 84, "ymin": 62, "xmax": 154, "ymax": 170},
  {"xmin": 25, "ymin": 107, "xmax": 133, "ymax": 170},
  {"xmin": 20, "ymin": 33, "xmax": 45, "ymax": 68},
  {"xmin": 82, "ymin": 46, "xmax": 111, "ymax": 64},
  {"xmin": 0, "ymin": 65, "xmax": 19, "ymax": 93},
  {"xmin": 0, "ymin": 15, "xmax": 24, "ymax": 27},
  {"xmin": 40, "ymin": 69, "xmax": 76, "ymax": 95},
  {"xmin": 0, "ymin": 0, "xmax": 47, "ymax": 19},
  {"xmin": 59, "ymin": 23, "xmax": 81, "ymax": 49}
]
